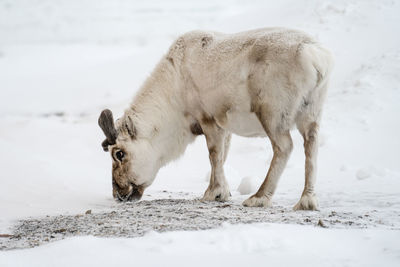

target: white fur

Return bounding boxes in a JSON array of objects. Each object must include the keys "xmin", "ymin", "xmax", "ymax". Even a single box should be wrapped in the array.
[{"xmin": 109, "ymin": 28, "xmax": 334, "ymax": 209}]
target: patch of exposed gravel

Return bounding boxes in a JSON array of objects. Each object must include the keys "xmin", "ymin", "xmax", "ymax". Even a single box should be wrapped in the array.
[{"xmin": 1, "ymin": 198, "xmax": 398, "ymax": 250}]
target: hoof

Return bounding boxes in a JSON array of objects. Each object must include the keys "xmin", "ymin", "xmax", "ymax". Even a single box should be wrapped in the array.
[
  {"xmin": 293, "ymin": 194, "xmax": 319, "ymax": 211},
  {"xmin": 242, "ymin": 195, "xmax": 272, "ymax": 207},
  {"xmin": 201, "ymin": 185, "xmax": 230, "ymax": 202}
]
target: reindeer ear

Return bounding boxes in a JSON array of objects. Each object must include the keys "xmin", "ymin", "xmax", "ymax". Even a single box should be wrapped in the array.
[
  {"xmin": 98, "ymin": 109, "xmax": 118, "ymax": 150},
  {"xmin": 124, "ymin": 114, "xmax": 137, "ymax": 139}
]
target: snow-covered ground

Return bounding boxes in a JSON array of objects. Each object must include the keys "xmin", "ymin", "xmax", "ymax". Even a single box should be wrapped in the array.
[
  {"xmin": 1, "ymin": 0, "xmax": 400, "ymax": 265},
  {"xmin": 3, "ymin": 223, "xmax": 400, "ymax": 267}
]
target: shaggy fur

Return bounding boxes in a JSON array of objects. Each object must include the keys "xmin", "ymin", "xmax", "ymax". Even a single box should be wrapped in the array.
[{"xmin": 98, "ymin": 28, "xmax": 334, "ymax": 209}]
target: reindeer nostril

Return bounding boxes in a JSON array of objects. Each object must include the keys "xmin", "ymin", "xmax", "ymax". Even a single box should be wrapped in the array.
[
  {"xmin": 127, "ymin": 183, "xmax": 143, "ymax": 201},
  {"xmin": 114, "ymin": 183, "xmax": 143, "ymax": 202}
]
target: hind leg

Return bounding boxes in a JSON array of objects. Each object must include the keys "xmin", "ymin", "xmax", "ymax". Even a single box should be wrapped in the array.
[
  {"xmin": 243, "ymin": 107, "xmax": 293, "ymax": 207},
  {"xmin": 293, "ymin": 121, "xmax": 320, "ymax": 210},
  {"xmin": 293, "ymin": 82, "xmax": 327, "ymax": 210},
  {"xmin": 243, "ymin": 131, "xmax": 293, "ymax": 207}
]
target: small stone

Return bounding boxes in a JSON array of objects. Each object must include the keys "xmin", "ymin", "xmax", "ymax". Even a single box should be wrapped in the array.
[
  {"xmin": 317, "ymin": 219, "xmax": 327, "ymax": 228},
  {"xmin": 85, "ymin": 210, "xmax": 92, "ymax": 215},
  {"xmin": 0, "ymin": 234, "xmax": 13, "ymax": 238}
]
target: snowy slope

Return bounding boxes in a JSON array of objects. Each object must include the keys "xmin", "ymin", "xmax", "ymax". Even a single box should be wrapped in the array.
[{"xmin": 0, "ymin": 0, "xmax": 400, "ymax": 265}]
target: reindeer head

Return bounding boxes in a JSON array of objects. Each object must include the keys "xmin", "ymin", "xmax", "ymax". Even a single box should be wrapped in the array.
[{"xmin": 98, "ymin": 109, "xmax": 157, "ymax": 202}]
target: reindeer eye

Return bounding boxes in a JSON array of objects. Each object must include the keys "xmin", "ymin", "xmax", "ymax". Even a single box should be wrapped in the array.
[{"xmin": 115, "ymin": 150, "xmax": 125, "ymax": 161}]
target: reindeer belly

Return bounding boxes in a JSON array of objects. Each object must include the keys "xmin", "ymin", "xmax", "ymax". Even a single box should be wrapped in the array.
[{"xmin": 219, "ymin": 111, "xmax": 267, "ymax": 137}]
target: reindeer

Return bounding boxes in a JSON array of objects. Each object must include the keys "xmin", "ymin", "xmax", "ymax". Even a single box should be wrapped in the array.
[{"xmin": 98, "ymin": 28, "xmax": 333, "ymax": 210}]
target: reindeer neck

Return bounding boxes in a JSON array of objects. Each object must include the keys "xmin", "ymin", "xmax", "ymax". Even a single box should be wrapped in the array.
[{"xmin": 128, "ymin": 59, "xmax": 194, "ymax": 168}]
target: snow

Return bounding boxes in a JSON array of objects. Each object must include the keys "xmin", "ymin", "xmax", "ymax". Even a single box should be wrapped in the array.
[
  {"xmin": 1, "ymin": 0, "xmax": 400, "ymax": 265},
  {"xmin": 2, "ymin": 224, "xmax": 400, "ymax": 267},
  {"xmin": 237, "ymin": 176, "xmax": 258, "ymax": 195}
]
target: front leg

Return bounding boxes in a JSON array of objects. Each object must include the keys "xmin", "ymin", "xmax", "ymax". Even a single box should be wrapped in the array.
[{"xmin": 200, "ymin": 117, "xmax": 231, "ymax": 202}]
